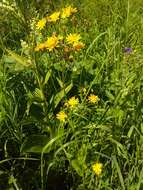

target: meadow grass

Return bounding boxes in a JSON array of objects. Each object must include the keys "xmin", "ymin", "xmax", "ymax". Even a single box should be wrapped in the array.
[{"xmin": 0, "ymin": 0, "xmax": 143, "ymax": 189}]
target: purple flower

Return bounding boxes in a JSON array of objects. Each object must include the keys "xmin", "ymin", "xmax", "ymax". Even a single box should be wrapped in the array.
[{"xmin": 123, "ymin": 47, "xmax": 132, "ymax": 54}]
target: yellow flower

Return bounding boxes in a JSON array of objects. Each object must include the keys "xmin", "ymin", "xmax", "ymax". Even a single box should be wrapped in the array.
[
  {"xmin": 48, "ymin": 11, "xmax": 60, "ymax": 22},
  {"xmin": 92, "ymin": 162, "xmax": 103, "ymax": 176},
  {"xmin": 44, "ymin": 35, "xmax": 59, "ymax": 51},
  {"xmin": 73, "ymin": 42, "xmax": 85, "ymax": 51},
  {"xmin": 34, "ymin": 43, "xmax": 45, "ymax": 51},
  {"xmin": 61, "ymin": 6, "xmax": 77, "ymax": 19},
  {"xmin": 36, "ymin": 18, "xmax": 46, "ymax": 30},
  {"xmin": 66, "ymin": 96, "xmax": 79, "ymax": 109},
  {"xmin": 88, "ymin": 94, "xmax": 100, "ymax": 104},
  {"xmin": 56, "ymin": 111, "xmax": 67, "ymax": 122},
  {"xmin": 66, "ymin": 33, "xmax": 81, "ymax": 44}
]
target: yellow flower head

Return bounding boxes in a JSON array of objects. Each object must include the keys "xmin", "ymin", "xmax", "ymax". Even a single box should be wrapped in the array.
[
  {"xmin": 56, "ymin": 111, "xmax": 67, "ymax": 122},
  {"xmin": 73, "ymin": 42, "xmax": 85, "ymax": 51},
  {"xmin": 92, "ymin": 162, "xmax": 103, "ymax": 176},
  {"xmin": 48, "ymin": 11, "xmax": 60, "ymax": 22},
  {"xmin": 36, "ymin": 18, "xmax": 46, "ymax": 30},
  {"xmin": 66, "ymin": 33, "xmax": 81, "ymax": 44},
  {"xmin": 88, "ymin": 94, "xmax": 100, "ymax": 104},
  {"xmin": 34, "ymin": 43, "xmax": 45, "ymax": 51},
  {"xmin": 61, "ymin": 6, "xmax": 77, "ymax": 19},
  {"xmin": 66, "ymin": 96, "xmax": 79, "ymax": 109},
  {"xmin": 44, "ymin": 35, "xmax": 59, "ymax": 51}
]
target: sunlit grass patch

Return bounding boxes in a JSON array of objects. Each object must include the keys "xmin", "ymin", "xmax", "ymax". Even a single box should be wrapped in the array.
[{"xmin": 0, "ymin": 0, "xmax": 143, "ymax": 189}]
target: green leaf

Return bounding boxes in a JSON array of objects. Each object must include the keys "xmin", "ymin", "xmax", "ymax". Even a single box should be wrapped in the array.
[
  {"xmin": 21, "ymin": 135, "xmax": 50, "ymax": 153},
  {"xmin": 112, "ymin": 156, "xmax": 125, "ymax": 190},
  {"xmin": 71, "ymin": 159, "xmax": 84, "ymax": 177},
  {"xmin": 141, "ymin": 123, "xmax": 143, "ymax": 134},
  {"xmin": 44, "ymin": 70, "xmax": 52, "ymax": 85},
  {"xmin": 108, "ymin": 138, "xmax": 128, "ymax": 159},
  {"xmin": 85, "ymin": 31, "xmax": 107, "ymax": 57},
  {"xmin": 105, "ymin": 90, "xmax": 115, "ymax": 101},
  {"xmin": 32, "ymin": 88, "xmax": 44, "ymax": 101},
  {"xmin": 6, "ymin": 49, "xmax": 32, "ymax": 71},
  {"xmin": 126, "ymin": 73, "xmax": 136, "ymax": 87},
  {"xmin": 54, "ymin": 82, "xmax": 73, "ymax": 108},
  {"xmin": 56, "ymin": 77, "xmax": 64, "ymax": 88},
  {"xmin": 27, "ymin": 88, "xmax": 44, "ymax": 103},
  {"xmin": 137, "ymin": 166, "xmax": 143, "ymax": 190},
  {"xmin": 127, "ymin": 126, "xmax": 134, "ymax": 138},
  {"xmin": 77, "ymin": 144, "xmax": 87, "ymax": 164},
  {"xmin": 71, "ymin": 144, "xmax": 87, "ymax": 177},
  {"xmin": 6, "ymin": 50, "xmax": 29, "ymax": 66}
]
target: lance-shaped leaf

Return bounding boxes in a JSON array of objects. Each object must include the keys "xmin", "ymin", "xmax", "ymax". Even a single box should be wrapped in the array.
[
  {"xmin": 6, "ymin": 49, "xmax": 33, "ymax": 71},
  {"xmin": 44, "ymin": 70, "xmax": 52, "ymax": 85},
  {"xmin": 54, "ymin": 82, "xmax": 73, "ymax": 108}
]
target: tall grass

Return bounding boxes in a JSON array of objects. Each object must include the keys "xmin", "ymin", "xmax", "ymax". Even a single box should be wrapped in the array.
[{"xmin": 0, "ymin": 0, "xmax": 143, "ymax": 189}]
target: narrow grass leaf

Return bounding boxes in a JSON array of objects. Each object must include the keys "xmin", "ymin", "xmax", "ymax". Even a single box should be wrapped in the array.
[{"xmin": 112, "ymin": 156, "xmax": 125, "ymax": 190}]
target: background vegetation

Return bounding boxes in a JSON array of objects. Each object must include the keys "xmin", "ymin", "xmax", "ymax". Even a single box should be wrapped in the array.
[{"xmin": 0, "ymin": 0, "xmax": 143, "ymax": 189}]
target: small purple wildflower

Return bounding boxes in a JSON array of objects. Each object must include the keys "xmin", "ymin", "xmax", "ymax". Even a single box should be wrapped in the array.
[{"xmin": 123, "ymin": 47, "xmax": 132, "ymax": 54}]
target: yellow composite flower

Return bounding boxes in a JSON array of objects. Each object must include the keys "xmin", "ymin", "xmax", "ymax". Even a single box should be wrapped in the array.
[
  {"xmin": 73, "ymin": 42, "xmax": 85, "ymax": 51},
  {"xmin": 48, "ymin": 11, "xmax": 60, "ymax": 22},
  {"xmin": 88, "ymin": 94, "xmax": 100, "ymax": 104},
  {"xmin": 66, "ymin": 96, "xmax": 79, "ymax": 109},
  {"xmin": 61, "ymin": 5, "xmax": 77, "ymax": 19},
  {"xmin": 92, "ymin": 162, "xmax": 103, "ymax": 176},
  {"xmin": 66, "ymin": 33, "xmax": 81, "ymax": 44},
  {"xmin": 44, "ymin": 35, "xmax": 59, "ymax": 51},
  {"xmin": 36, "ymin": 18, "xmax": 46, "ymax": 30},
  {"xmin": 34, "ymin": 43, "xmax": 45, "ymax": 51},
  {"xmin": 56, "ymin": 111, "xmax": 67, "ymax": 122}
]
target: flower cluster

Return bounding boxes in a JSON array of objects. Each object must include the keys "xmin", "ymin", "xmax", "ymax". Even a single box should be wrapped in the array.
[
  {"xmin": 36, "ymin": 5, "xmax": 77, "ymax": 31},
  {"xmin": 61, "ymin": 6, "xmax": 77, "ymax": 19},
  {"xmin": 45, "ymin": 35, "xmax": 61, "ymax": 51},
  {"xmin": 56, "ymin": 93, "xmax": 100, "ymax": 122},
  {"xmin": 66, "ymin": 33, "xmax": 85, "ymax": 51},
  {"xmin": 35, "ymin": 33, "xmax": 85, "ymax": 52},
  {"xmin": 34, "ymin": 34, "xmax": 63, "ymax": 52},
  {"xmin": 34, "ymin": 5, "xmax": 85, "ymax": 53}
]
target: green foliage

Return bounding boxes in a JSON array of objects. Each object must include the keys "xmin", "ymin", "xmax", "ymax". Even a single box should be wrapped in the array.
[{"xmin": 0, "ymin": 0, "xmax": 143, "ymax": 190}]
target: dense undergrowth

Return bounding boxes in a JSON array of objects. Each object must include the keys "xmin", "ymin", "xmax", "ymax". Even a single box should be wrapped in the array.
[{"xmin": 0, "ymin": 0, "xmax": 143, "ymax": 189}]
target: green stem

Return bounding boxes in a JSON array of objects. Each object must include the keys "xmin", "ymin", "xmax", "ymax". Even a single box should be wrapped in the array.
[
  {"xmin": 13, "ymin": 180, "xmax": 20, "ymax": 190},
  {"xmin": 34, "ymin": 62, "xmax": 49, "ymax": 122},
  {"xmin": 10, "ymin": 175, "xmax": 21, "ymax": 190}
]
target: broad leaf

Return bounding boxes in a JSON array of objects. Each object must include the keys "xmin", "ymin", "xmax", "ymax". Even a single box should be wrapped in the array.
[
  {"xmin": 6, "ymin": 49, "xmax": 33, "ymax": 71},
  {"xmin": 21, "ymin": 135, "xmax": 50, "ymax": 153}
]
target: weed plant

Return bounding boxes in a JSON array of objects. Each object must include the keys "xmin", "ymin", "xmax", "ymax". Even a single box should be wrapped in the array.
[{"xmin": 0, "ymin": 0, "xmax": 143, "ymax": 190}]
